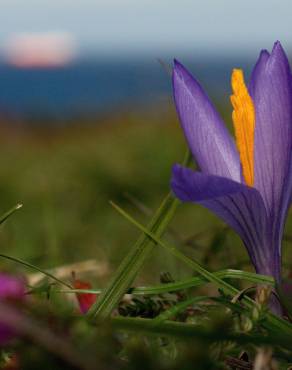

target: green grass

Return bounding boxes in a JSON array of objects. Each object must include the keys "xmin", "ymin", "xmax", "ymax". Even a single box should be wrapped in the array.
[{"xmin": 1, "ymin": 108, "xmax": 292, "ymax": 369}]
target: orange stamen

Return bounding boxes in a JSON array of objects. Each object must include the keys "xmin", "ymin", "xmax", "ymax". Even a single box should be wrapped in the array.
[{"xmin": 230, "ymin": 69, "xmax": 255, "ymax": 186}]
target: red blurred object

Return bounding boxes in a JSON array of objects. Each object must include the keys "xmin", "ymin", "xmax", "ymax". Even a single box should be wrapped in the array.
[{"xmin": 73, "ymin": 279, "xmax": 97, "ymax": 314}]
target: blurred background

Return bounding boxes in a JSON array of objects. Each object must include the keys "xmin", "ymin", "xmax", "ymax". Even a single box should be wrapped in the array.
[{"xmin": 0, "ymin": 0, "xmax": 291, "ymax": 284}]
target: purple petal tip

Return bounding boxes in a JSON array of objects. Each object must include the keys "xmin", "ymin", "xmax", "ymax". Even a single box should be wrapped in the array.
[
  {"xmin": 273, "ymin": 40, "xmax": 282, "ymax": 50},
  {"xmin": 173, "ymin": 59, "xmax": 188, "ymax": 79},
  {"xmin": 271, "ymin": 40, "xmax": 288, "ymax": 60},
  {"xmin": 260, "ymin": 49, "xmax": 270, "ymax": 58}
]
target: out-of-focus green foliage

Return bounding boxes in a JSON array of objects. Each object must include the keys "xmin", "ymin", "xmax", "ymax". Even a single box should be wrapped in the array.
[{"xmin": 0, "ymin": 108, "xmax": 267, "ymax": 284}]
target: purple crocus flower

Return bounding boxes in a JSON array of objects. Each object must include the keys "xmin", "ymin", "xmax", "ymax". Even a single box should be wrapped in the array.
[{"xmin": 171, "ymin": 41, "xmax": 292, "ymax": 284}]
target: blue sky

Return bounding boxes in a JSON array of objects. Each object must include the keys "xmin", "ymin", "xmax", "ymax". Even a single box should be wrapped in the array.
[{"xmin": 0, "ymin": 0, "xmax": 292, "ymax": 57}]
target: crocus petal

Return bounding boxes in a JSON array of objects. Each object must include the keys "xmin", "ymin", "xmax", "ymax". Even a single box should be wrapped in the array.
[
  {"xmin": 171, "ymin": 165, "xmax": 279, "ymax": 278},
  {"xmin": 173, "ymin": 60, "xmax": 241, "ymax": 181},
  {"xmin": 248, "ymin": 41, "xmax": 292, "ymax": 252},
  {"xmin": 248, "ymin": 49, "xmax": 270, "ymax": 95}
]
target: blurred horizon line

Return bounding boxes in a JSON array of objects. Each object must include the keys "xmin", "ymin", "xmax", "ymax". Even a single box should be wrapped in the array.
[{"xmin": 0, "ymin": 51, "xmax": 290, "ymax": 121}]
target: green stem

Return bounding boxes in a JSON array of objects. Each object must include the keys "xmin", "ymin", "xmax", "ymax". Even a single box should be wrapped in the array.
[
  {"xmin": 111, "ymin": 316, "xmax": 291, "ymax": 347},
  {"xmin": 54, "ymin": 269, "xmax": 274, "ymax": 296}
]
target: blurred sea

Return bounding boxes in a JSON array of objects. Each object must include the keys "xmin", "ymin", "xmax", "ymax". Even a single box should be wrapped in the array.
[{"xmin": 0, "ymin": 56, "xmax": 252, "ymax": 119}]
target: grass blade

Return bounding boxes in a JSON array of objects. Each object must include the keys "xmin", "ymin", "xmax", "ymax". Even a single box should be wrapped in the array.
[
  {"xmin": 0, "ymin": 203, "xmax": 22, "ymax": 225},
  {"xmin": 87, "ymin": 193, "xmax": 179, "ymax": 319},
  {"xmin": 55, "ymin": 270, "xmax": 274, "ymax": 296},
  {"xmin": 0, "ymin": 254, "xmax": 71, "ymax": 288},
  {"xmin": 153, "ymin": 296, "xmax": 209, "ymax": 324},
  {"xmin": 87, "ymin": 151, "xmax": 191, "ymax": 319},
  {"xmin": 0, "ymin": 203, "xmax": 72, "ymax": 289}
]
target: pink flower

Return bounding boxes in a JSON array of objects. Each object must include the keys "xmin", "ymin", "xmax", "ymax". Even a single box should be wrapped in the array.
[{"xmin": 0, "ymin": 273, "xmax": 26, "ymax": 345}]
